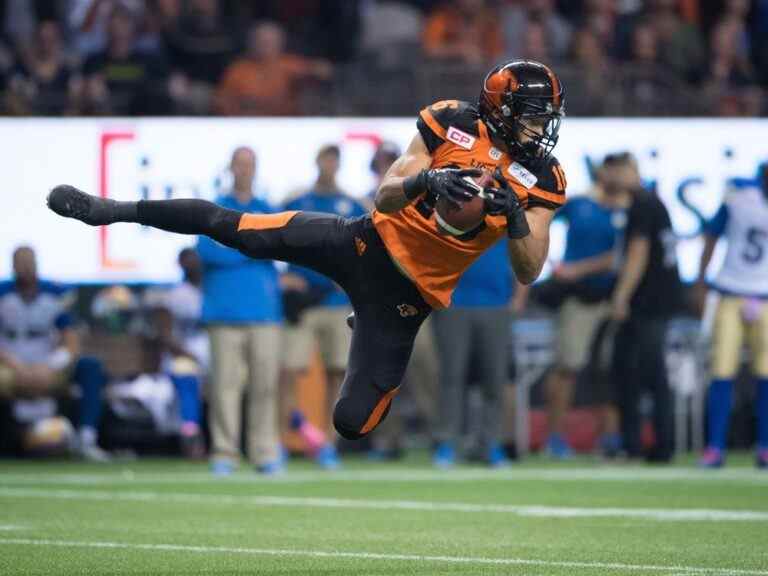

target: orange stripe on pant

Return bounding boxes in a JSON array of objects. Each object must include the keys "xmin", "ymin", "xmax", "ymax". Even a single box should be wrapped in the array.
[
  {"xmin": 238, "ymin": 211, "xmax": 299, "ymax": 232},
  {"xmin": 360, "ymin": 386, "xmax": 401, "ymax": 435}
]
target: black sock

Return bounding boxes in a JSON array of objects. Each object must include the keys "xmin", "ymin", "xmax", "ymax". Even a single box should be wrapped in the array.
[
  {"xmin": 112, "ymin": 201, "xmax": 139, "ymax": 223},
  {"xmin": 136, "ymin": 199, "xmax": 242, "ymax": 247}
]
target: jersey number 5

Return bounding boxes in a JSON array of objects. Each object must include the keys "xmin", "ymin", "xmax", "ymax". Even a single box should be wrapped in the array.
[{"xmin": 742, "ymin": 227, "xmax": 768, "ymax": 264}]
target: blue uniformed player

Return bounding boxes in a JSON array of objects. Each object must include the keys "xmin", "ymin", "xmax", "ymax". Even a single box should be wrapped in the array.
[
  {"xmin": 0, "ymin": 246, "xmax": 108, "ymax": 459},
  {"xmin": 697, "ymin": 162, "xmax": 768, "ymax": 469}
]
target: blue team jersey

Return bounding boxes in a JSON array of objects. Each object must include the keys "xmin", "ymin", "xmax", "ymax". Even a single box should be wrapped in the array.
[
  {"xmin": 0, "ymin": 280, "xmax": 74, "ymax": 363},
  {"xmin": 705, "ymin": 178, "xmax": 768, "ymax": 297},
  {"xmin": 451, "ymin": 239, "xmax": 513, "ymax": 308},
  {"xmin": 557, "ymin": 196, "xmax": 619, "ymax": 291},
  {"xmin": 283, "ymin": 191, "xmax": 368, "ymax": 307},
  {"xmin": 197, "ymin": 193, "xmax": 282, "ymax": 324}
]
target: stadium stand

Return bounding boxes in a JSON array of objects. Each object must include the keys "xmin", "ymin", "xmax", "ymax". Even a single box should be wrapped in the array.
[{"xmin": 0, "ymin": 0, "xmax": 764, "ymax": 118}]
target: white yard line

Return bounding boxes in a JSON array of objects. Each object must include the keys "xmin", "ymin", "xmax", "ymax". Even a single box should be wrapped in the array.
[
  {"xmin": 1, "ymin": 467, "xmax": 767, "ymax": 485},
  {"xmin": 0, "ymin": 487, "xmax": 766, "ymax": 522},
  {"xmin": 0, "ymin": 525, "xmax": 26, "ymax": 531},
  {"xmin": 0, "ymin": 537, "xmax": 765, "ymax": 575}
]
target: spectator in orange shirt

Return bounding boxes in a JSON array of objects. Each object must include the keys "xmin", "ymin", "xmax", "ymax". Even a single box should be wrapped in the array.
[
  {"xmin": 215, "ymin": 21, "xmax": 332, "ymax": 116},
  {"xmin": 423, "ymin": 0, "xmax": 503, "ymax": 65}
]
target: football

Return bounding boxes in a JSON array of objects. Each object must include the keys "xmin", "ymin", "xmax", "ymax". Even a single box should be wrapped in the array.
[{"xmin": 435, "ymin": 170, "xmax": 492, "ymax": 236}]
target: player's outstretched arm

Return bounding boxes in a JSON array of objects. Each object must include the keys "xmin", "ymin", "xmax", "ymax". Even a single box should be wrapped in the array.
[
  {"xmin": 374, "ymin": 133, "xmax": 433, "ymax": 213},
  {"xmin": 507, "ymin": 206, "xmax": 554, "ymax": 284}
]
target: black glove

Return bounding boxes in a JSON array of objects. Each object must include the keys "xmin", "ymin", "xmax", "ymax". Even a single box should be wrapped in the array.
[
  {"xmin": 403, "ymin": 168, "xmax": 482, "ymax": 208},
  {"xmin": 483, "ymin": 167, "xmax": 531, "ymax": 239}
]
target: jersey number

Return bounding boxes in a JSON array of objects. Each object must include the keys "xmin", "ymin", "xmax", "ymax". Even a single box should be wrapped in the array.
[
  {"xmin": 742, "ymin": 227, "xmax": 768, "ymax": 264},
  {"xmin": 430, "ymin": 100, "xmax": 459, "ymax": 112}
]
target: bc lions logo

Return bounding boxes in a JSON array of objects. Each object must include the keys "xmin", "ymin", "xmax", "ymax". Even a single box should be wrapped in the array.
[{"xmin": 396, "ymin": 303, "xmax": 419, "ymax": 318}]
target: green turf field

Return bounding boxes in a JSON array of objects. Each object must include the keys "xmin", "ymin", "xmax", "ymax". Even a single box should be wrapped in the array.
[{"xmin": 0, "ymin": 453, "xmax": 766, "ymax": 575}]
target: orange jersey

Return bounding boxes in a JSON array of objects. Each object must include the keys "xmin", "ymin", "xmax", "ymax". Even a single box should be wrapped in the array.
[{"xmin": 373, "ymin": 99, "xmax": 567, "ymax": 308}]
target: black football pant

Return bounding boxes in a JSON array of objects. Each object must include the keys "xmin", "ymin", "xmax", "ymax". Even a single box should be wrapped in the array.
[
  {"xmin": 610, "ymin": 316, "xmax": 673, "ymax": 459},
  {"xmin": 134, "ymin": 199, "xmax": 431, "ymax": 439}
]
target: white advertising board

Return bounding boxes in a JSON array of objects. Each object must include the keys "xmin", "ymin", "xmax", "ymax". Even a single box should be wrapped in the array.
[{"xmin": 1, "ymin": 117, "xmax": 765, "ymax": 283}]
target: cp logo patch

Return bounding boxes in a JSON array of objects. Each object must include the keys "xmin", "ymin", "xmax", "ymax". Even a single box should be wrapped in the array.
[{"xmin": 446, "ymin": 126, "xmax": 476, "ymax": 150}]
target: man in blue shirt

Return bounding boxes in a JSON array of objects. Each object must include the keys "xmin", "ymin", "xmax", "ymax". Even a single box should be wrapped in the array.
[
  {"xmin": 541, "ymin": 158, "xmax": 627, "ymax": 458},
  {"xmin": 198, "ymin": 146, "xmax": 283, "ymax": 475},
  {"xmin": 432, "ymin": 239, "xmax": 514, "ymax": 467},
  {"xmin": 0, "ymin": 246, "xmax": 108, "ymax": 460},
  {"xmin": 280, "ymin": 145, "xmax": 367, "ymax": 468}
]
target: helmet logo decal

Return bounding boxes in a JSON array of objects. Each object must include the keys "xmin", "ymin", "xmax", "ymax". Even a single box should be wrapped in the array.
[
  {"xmin": 505, "ymin": 72, "xmax": 519, "ymax": 92},
  {"xmin": 485, "ymin": 68, "xmax": 518, "ymax": 94}
]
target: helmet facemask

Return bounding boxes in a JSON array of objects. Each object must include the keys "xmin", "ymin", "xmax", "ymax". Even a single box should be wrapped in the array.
[{"xmin": 490, "ymin": 93, "xmax": 563, "ymax": 170}]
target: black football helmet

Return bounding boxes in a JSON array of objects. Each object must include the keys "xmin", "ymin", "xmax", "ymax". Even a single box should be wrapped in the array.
[{"xmin": 478, "ymin": 60, "xmax": 565, "ymax": 169}]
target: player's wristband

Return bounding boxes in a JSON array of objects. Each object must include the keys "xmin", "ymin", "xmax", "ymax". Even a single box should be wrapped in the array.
[{"xmin": 402, "ymin": 171, "xmax": 427, "ymax": 201}]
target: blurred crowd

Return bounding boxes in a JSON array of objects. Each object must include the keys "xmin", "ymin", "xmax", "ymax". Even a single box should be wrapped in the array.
[
  {"xmin": 0, "ymin": 0, "xmax": 766, "ymax": 117},
  {"xmin": 3, "ymin": 140, "xmax": 766, "ymax": 470}
]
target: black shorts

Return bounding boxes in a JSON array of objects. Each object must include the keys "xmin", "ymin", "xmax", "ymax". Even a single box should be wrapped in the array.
[{"xmin": 235, "ymin": 212, "xmax": 432, "ymax": 439}]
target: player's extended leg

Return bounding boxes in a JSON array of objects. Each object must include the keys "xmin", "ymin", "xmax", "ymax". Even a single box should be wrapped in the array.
[
  {"xmin": 330, "ymin": 219, "xmax": 432, "ymax": 440},
  {"xmin": 49, "ymin": 186, "xmax": 433, "ymax": 439},
  {"xmin": 333, "ymin": 302, "xmax": 429, "ymax": 440},
  {"xmin": 47, "ymin": 186, "xmax": 352, "ymax": 283}
]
